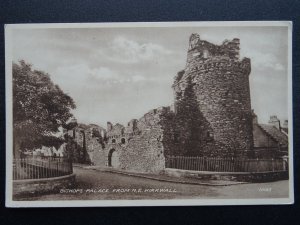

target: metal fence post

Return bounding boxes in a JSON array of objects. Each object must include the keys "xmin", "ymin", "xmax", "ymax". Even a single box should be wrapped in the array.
[{"xmin": 57, "ymin": 161, "xmax": 59, "ymax": 176}]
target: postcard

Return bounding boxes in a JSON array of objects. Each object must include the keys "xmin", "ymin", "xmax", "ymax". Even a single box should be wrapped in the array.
[{"xmin": 5, "ymin": 21, "xmax": 294, "ymax": 207}]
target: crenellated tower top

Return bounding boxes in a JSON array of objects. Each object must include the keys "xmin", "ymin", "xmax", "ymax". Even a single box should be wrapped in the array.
[{"xmin": 187, "ymin": 33, "xmax": 241, "ymax": 63}]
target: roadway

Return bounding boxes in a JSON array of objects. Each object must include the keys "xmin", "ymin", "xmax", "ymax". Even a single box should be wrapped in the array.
[{"xmin": 14, "ymin": 166, "xmax": 289, "ymax": 201}]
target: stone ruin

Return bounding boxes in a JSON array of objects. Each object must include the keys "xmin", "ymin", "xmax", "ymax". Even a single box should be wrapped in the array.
[
  {"xmin": 67, "ymin": 33, "xmax": 256, "ymax": 173},
  {"xmin": 173, "ymin": 33, "xmax": 253, "ymax": 158}
]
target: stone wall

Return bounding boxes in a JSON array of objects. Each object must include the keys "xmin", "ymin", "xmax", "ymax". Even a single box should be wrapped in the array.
[
  {"xmin": 164, "ymin": 168, "xmax": 288, "ymax": 183},
  {"xmin": 91, "ymin": 107, "xmax": 177, "ymax": 173},
  {"xmin": 67, "ymin": 124, "xmax": 106, "ymax": 164},
  {"xmin": 13, "ymin": 174, "xmax": 76, "ymax": 197},
  {"xmin": 67, "ymin": 108, "xmax": 176, "ymax": 171},
  {"xmin": 172, "ymin": 33, "xmax": 254, "ymax": 158},
  {"xmin": 118, "ymin": 107, "xmax": 176, "ymax": 173}
]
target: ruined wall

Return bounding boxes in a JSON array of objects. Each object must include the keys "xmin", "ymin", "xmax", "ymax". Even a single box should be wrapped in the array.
[
  {"xmin": 173, "ymin": 33, "xmax": 254, "ymax": 157},
  {"xmin": 68, "ymin": 124, "xmax": 105, "ymax": 164},
  {"xmin": 92, "ymin": 107, "xmax": 176, "ymax": 173},
  {"xmin": 71, "ymin": 33, "xmax": 256, "ymax": 171},
  {"xmin": 118, "ymin": 107, "xmax": 176, "ymax": 173}
]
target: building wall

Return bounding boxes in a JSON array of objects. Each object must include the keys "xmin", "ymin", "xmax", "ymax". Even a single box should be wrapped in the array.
[
  {"xmin": 251, "ymin": 113, "xmax": 288, "ymax": 158},
  {"xmin": 253, "ymin": 124, "xmax": 278, "ymax": 148}
]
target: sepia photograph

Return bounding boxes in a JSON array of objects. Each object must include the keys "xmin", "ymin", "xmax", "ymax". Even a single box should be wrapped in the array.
[{"xmin": 5, "ymin": 22, "xmax": 293, "ymax": 207}]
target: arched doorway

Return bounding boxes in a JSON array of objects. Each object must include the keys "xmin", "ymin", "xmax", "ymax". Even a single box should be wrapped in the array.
[{"xmin": 108, "ymin": 149, "xmax": 119, "ymax": 168}]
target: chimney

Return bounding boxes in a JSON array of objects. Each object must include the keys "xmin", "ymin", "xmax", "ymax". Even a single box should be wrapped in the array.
[
  {"xmin": 252, "ymin": 110, "xmax": 258, "ymax": 124},
  {"xmin": 268, "ymin": 115, "xmax": 281, "ymax": 131}
]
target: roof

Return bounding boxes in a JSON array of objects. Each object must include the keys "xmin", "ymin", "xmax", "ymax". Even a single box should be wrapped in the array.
[
  {"xmin": 259, "ymin": 124, "xmax": 288, "ymax": 147},
  {"xmin": 282, "ymin": 127, "xmax": 288, "ymax": 134}
]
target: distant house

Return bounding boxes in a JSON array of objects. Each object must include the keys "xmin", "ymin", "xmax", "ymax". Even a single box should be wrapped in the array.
[{"xmin": 252, "ymin": 111, "xmax": 288, "ymax": 158}]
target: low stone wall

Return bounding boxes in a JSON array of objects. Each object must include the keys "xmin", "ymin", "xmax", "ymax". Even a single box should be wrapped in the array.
[
  {"xmin": 13, "ymin": 173, "xmax": 76, "ymax": 196},
  {"xmin": 164, "ymin": 168, "xmax": 288, "ymax": 183}
]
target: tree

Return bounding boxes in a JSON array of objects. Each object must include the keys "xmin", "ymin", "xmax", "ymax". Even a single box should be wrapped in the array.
[{"xmin": 13, "ymin": 60, "xmax": 76, "ymax": 158}]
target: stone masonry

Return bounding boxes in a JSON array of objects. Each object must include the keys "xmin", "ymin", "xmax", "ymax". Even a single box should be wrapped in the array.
[
  {"xmin": 172, "ymin": 33, "xmax": 254, "ymax": 158},
  {"xmin": 68, "ymin": 106, "xmax": 177, "ymax": 173},
  {"xmin": 68, "ymin": 34, "xmax": 259, "ymax": 172},
  {"xmin": 66, "ymin": 124, "xmax": 106, "ymax": 163}
]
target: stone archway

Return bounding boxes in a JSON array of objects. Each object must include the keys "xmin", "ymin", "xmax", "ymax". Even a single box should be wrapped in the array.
[{"xmin": 108, "ymin": 149, "xmax": 119, "ymax": 168}]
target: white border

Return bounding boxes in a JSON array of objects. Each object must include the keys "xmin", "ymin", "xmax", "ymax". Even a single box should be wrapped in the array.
[{"xmin": 5, "ymin": 21, "xmax": 294, "ymax": 207}]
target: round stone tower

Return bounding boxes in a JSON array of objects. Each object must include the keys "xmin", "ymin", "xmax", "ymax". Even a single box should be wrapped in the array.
[{"xmin": 173, "ymin": 33, "xmax": 254, "ymax": 157}]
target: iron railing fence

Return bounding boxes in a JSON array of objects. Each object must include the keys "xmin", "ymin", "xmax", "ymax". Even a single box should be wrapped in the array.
[
  {"xmin": 13, "ymin": 156, "xmax": 73, "ymax": 180},
  {"xmin": 165, "ymin": 156, "xmax": 288, "ymax": 172}
]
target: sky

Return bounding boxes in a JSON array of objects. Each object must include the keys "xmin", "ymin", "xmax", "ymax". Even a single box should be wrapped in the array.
[{"xmin": 11, "ymin": 25, "xmax": 289, "ymax": 127}]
